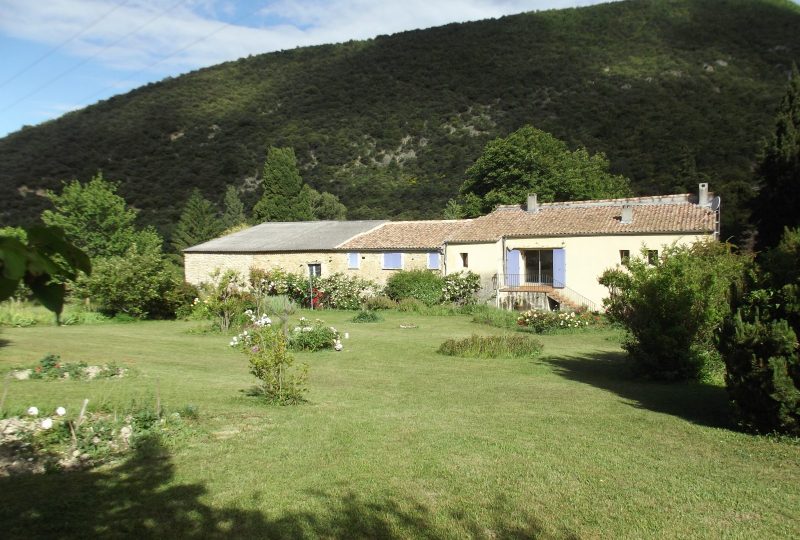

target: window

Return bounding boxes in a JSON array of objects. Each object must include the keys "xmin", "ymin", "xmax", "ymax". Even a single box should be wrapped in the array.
[
  {"xmin": 348, "ymin": 252, "xmax": 359, "ymax": 269},
  {"xmin": 427, "ymin": 252, "xmax": 440, "ymax": 270},
  {"xmin": 460, "ymin": 252, "xmax": 469, "ymax": 268},
  {"xmin": 382, "ymin": 252, "xmax": 403, "ymax": 270},
  {"xmin": 308, "ymin": 263, "xmax": 322, "ymax": 277},
  {"xmin": 647, "ymin": 250, "xmax": 659, "ymax": 265},
  {"xmin": 619, "ymin": 250, "xmax": 631, "ymax": 265}
]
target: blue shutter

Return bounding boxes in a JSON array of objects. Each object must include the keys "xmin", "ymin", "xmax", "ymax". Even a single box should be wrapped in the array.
[
  {"xmin": 383, "ymin": 252, "xmax": 402, "ymax": 269},
  {"xmin": 348, "ymin": 252, "xmax": 359, "ymax": 269},
  {"xmin": 428, "ymin": 252, "xmax": 439, "ymax": 269},
  {"xmin": 506, "ymin": 249, "xmax": 520, "ymax": 287},
  {"xmin": 553, "ymin": 248, "xmax": 566, "ymax": 288}
]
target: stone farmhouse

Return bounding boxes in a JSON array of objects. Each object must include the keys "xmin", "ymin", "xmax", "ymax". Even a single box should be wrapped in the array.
[{"xmin": 184, "ymin": 184, "xmax": 719, "ymax": 311}]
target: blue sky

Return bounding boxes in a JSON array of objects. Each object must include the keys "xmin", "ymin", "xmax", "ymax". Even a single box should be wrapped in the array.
[{"xmin": 0, "ymin": 0, "xmax": 686, "ymax": 137}]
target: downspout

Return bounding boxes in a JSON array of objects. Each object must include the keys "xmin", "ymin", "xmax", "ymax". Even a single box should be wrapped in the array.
[{"xmin": 499, "ymin": 236, "xmax": 506, "ymax": 308}]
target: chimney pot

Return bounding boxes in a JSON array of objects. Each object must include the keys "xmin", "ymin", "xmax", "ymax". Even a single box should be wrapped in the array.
[
  {"xmin": 527, "ymin": 194, "xmax": 538, "ymax": 213},
  {"xmin": 621, "ymin": 204, "xmax": 633, "ymax": 224},
  {"xmin": 698, "ymin": 183, "xmax": 710, "ymax": 206}
]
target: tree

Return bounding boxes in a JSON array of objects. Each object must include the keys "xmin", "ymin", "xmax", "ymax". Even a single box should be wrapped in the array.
[
  {"xmin": 41, "ymin": 174, "xmax": 158, "ymax": 258},
  {"xmin": 307, "ymin": 187, "xmax": 347, "ymax": 220},
  {"xmin": 752, "ymin": 64, "xmax": 800, "ymax": 250},
  {"xmin": 460, "ymin": 125, "xmax": 631, "ymax": 216},
  {"xmin": 599, "ymin": 241, "xmax": 748, "ymax": 381},
  {"xmin": 171, "ymin": 189, "xmax": 224, "ymax": 253},
  {"xmin": 252, "ymin": 147, "xmax": 312, "ymax": 222},
  {"xmin": 221, "ymin": 185, "xmax": 247, "ymax": 230},
  {"xmin": 720, "ymin": 228, "xmax": 800, "ymax": 434}
]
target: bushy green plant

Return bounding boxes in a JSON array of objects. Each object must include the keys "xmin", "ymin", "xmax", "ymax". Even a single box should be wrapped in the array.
[
  {"xmin": 516, "ymin": 309, "xmax": 602, "ymax": 334},
  {"xmin": 75, "ymin": 246, "xmax": 187, "ymax": 319},
  {"xmin": 352, "ymin": 310, "xmax": 382, "ymax": 323},
  {"xmin": 198, "ymin": 270, "xmax": 255, "ymax": 330},
  {"xmin": 437, "ymin": 334, "xmax": 543, "ymax": 358},
  {"xmin": 314, "ymin": 273, "xmax": 379, "ymax": 309},
  {"xmin": 230, "ymin": 319, "xmax": 308, "ymax": 404},
  {"xmin": 442, "ymin": 271, "xmax": 482, "ymax": 304},
  {"xmin": 599, "ymin": 241, "xmax": 748, "ymax": 381},
  {"xmin": 288, "ymin": 317, "xmax": 341, "ymax": 351},
  {"xmin": 363, "ymin": 295, "xmax": 396, "ymax": 310},
  {"xmin": 470, "ymin": 305, "xmax": 520, "ymax": 329},
  {"xmin": 396, "ymin": 297, "xmax": 426, "ymax": 312},
  {"xmin": 720, "ymin": 228, "xmax": 800, "ymax": 435},
  {"xmin": 260, "ymin": 295, "xmax": 298, "ymax": 316},
  {"xmin": 385, "ymin": 270, "xmax": 444, "ymax": 306},
  {"xmin": 250, "ymin": 268, "xmax": 311, "ymax": 306}
]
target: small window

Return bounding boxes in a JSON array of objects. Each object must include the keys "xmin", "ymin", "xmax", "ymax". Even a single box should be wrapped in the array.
[
  {"xmin": 383, "ymin": 252, "xmax": 403, "ymax": 270},
  {"xmin": 348, "ymin": 252, "xmax": 359, "ymax": 269},
  {"xmin": 427, "ymin": 252, "xmax": 440, "ymax": 270},
  {"xmin": 308, "ymin": 263, "xmax": 322, "ymax": 277},
  {"xmin": 620, "ymin": 250, "xmax": 630, "ymax": 265},
  {"xmin": 647, "ymin": 250, "xmax": 659, "ymax": 265},
  {"xmin": 460, "ymin": 252, "xmax": 469, "ymax": 268}
]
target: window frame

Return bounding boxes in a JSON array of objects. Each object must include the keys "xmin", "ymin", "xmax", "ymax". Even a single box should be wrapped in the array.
[
  {"xmin": 382, "ymin": 252, "xmax": 403, "ymax": 270},
  {"xmin": 347, "ymin": 252, "xmax": 360, "ymax": 270},
  {"xmin": 619, "ymin": 249, "xmax": 631, "ymax": 265},
  {"xmin": 647, "ymin": 249, "xmax": 659, "ymax": 265},
  {"xmin": 427, "ymin": 251, "xmax": 440, "ymax": 270},
  {"xmin": 460, "ymin": 252, "xmax": 469, "ymax": 268}
]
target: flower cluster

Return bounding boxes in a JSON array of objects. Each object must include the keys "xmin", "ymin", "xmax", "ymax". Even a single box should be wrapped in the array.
[
  {"xmin": 244, "ymin": 309, "xmax": 272, "ymax": 327},
  {"xmin": 289, "ymin": 318, "xmax": 342, "ymax": 352},
  {"xmin": 517, "ymin": 310, "xmax": 599, "ymax": 333},
  {"xmin": 442, "ymin": 271, "xmax": 482, "ymax": 304},
  {"xmin": 25, "ymin": 404, "xmax": 67, "ymax": 430}
]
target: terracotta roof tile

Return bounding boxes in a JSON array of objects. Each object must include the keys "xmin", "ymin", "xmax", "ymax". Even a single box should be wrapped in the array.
[
  {"xmin": 448, "ymin": 203, "xmax": 716, "ymax": 243},
  {"xmin": 338, "ymin": 220, "xmax": 470, "ymax": 250}
]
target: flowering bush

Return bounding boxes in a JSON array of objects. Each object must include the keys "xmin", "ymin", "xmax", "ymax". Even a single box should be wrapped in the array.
[
  {"xmin": 516, "ymin": 310, "xmax": 601, "ymax": 334},
  {"xmin": 315, "ymin": 273, "xmax": 380, "ymax": 309},
  {"xmin": 249, "ymin": 268, "xmax": 379, "ymax": 309},
  {"xmin": 288, "ymin": 317, "xmax": 342, "ymax": 351},
  {"xmin": 199, "ymin": 270, "xmax": 255, "ymax": 330},
  {"xmin": 442, "ymin": 271, "xmax": 482, "ymax": 304},
  {"xmin": 229, "ymin": 314, "xmax": 308, "ymax": 404},
  {"xmin": 249, "ymin": 268, "xmax": 311, "ymax": 306}
]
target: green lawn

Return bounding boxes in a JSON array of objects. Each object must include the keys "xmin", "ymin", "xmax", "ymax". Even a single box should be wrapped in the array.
[{"xmin": 0, "ymin": 311, "xmax": 798, "ymax": 539}]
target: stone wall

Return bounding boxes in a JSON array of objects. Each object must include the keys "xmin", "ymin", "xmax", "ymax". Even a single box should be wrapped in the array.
[{"xmin": 184, "ymin": 250, "xmax": 442, "ymax": 286}]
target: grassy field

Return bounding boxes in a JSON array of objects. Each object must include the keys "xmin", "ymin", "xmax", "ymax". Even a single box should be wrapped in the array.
[{"xmin": 0, "ymin": 310, "xmax": 798, "ymax": 539}]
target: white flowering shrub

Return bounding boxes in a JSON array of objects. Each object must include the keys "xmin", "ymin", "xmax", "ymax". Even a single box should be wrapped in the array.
[
  {"xmin": 249, "ymin": 267, "xmax": 379, "ymax": 310},
  {"xmin": 442, "ymin": 271, "xmax": 482, "ymax": 304},
  {"xmin": 516, "ymin": 310, "xmax": 602, "ymax": 334}
]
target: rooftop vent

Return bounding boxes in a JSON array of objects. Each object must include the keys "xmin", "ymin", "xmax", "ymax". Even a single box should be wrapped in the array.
[
  {"xmin": 621, "ymin": 204, "xmax": 633, "ymax": 224},
  {"xmin": 527, "ymin": 194, "xmax": 538, "ymax": 213}
]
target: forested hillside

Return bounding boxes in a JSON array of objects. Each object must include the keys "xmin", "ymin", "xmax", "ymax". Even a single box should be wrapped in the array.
[{"xmin": 1, "ymin": 0, "xmax": 799, "ymax": 239}]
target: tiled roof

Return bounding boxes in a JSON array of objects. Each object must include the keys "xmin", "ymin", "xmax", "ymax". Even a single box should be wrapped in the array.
[
  {"xmin": 447, "ymin": 202, "xmax": 716, "ymax": 243},
  {"xmin": 338, "ymin": 220, "xmax": 470, "ymax": 250}
]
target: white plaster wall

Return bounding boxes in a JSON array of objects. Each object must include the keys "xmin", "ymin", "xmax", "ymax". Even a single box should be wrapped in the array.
[{"xmin": 443, "ymin": 241, "xmax": 502, "ymax": 298}]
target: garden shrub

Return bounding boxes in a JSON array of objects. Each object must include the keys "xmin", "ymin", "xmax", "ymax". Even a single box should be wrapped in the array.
[
  {"xmin": 250, "ymin": 268, "xmax": 378, "ymax": 309},
  {"xmin": 470, "ymin": 305, "xmax": 520, "ymax": 329},
  {"xmin": 442, "ymin": 271, "xmax": 482, "ymax": 304},
  {"xmin": 516, "ymin": 310, "xmax": 602, "ymax": 334},
  {"xmin": 352, "ymin": 310, "xmax": 382, "ymax": 323},
  {"xmin": 720, "ymin": 228, "xmax": 800, "ymax": 435},
  {"xmin": 385, "ymin": 270, "xmax": 444, "ymax": 306},
  {"xmin": 198, "ymin": 270, "xmax": 255, "ymax": 330},
  {"xmin": 396, "ymin": 298, "xmax": 426, "ymax": 312},
  {"xmin": 230, "ymin": 316, "xmax": 308, "ymax": 404},
  {"xmin": 438, "ymin": 334, "xmax": 543, "ymax": 358},
  {"xmin": 363, "ymin": 295, "xmax": 396, "ymax": 310},
  {"xmin": 288, "ymin": 317, "xmax": 341, "ymax": 351},
  {"xmin": 599, "ymin": 241, "xmax": 748, "ymax": 381},
  {"xmin": 314, "ymin": 273, "xmax": 379, "ymax": 309}
]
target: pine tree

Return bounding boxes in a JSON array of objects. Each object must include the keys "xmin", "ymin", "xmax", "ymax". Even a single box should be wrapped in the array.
[
  {"xmin": 307, "ymin": 186, "xmax": 347, "ymax": 220},
  {"xmin": 171, "ymin": 189, "xmax": 223, "ymax": 252},
  {"xmin": 252, "ymin": 147, "xmax": 312, "ymax": 222},
  {"xmin": 752, "ymin": 64, "xmax": 800, "ymax": 250},
  {"xmin": 221, "ymin": 185, "xmax": 247, "ymax": 229}
]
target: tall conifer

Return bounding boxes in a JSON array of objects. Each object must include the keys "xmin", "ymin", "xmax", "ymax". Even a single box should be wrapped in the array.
[
  {"xmin": 221, "ymin": 184, "xmax": 247, "ymax": 229},
  {"xmin": 171, "ymin": 188, "xmax": 223, "ymax": 252},
  {"xmin": 252, "ymin": 147, "xmax": 312, "ymax": 222},
  {"xmin": 752, "ymin": 64, "xmax": 800, "ymax": 250}
]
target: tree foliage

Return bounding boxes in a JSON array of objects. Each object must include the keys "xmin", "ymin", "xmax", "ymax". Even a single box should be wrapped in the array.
[
  {"xmin": 720, "ymin": 228, "xmax": 800, "ymax": 434},
  {"xmin": 41, "ymin": 174, "xmax": 159, "ymax": 258},
  {"xmin": 459, "ymin": 125, "xmax": 631, "ymax": 215},
  {"xmin": 171, "ymin": 188, "xmax": 223, "ymax": 252},
  {"xmin": 252, "ymin": 147, "xmax": 312, "ymax": 222},
  {"xmin": 751, "ymin": 64, "xmax": 800, "ymax": 250},
  {"xmin": 307, "ymin": 187, "xmax": 347, "ymax": 220},
  {"xmin": 599, "ymin": 241, "xmax": 748, "ymax": 381},
  {"xmin": 221, "ymin": 185, "xmax": 247, "ymax": 230}
]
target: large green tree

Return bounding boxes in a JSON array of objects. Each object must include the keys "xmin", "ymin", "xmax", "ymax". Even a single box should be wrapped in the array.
[
  {"xmin": 458, "ymin": 125, "xmax": 631, "ymax": 216},
  {"xmin": 307, "ymin": 187, "xmax": 347, "ymax": 220},
  {"xmin": 252, "ymin": 147, "xmax": 312, "ymax": 222},
  {"xmin": 41, "ymin": 174, "xmax": 161, "ymax": 258},
  {"xmin": 220, "ymin": 185, "xmax": 248, "ymax": 230},
  {"xmin": 171, "ymin": 189, "xmax": 223, "ymax": 252},
  {"xmin": 752, "ymin": 64, "xmax": 800, "ymax": 251}
]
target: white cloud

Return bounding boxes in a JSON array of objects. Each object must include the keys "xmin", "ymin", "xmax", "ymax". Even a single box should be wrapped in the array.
[{"xmin": 0, "ymin": 0, "xmax": 617, "ymax": 74}]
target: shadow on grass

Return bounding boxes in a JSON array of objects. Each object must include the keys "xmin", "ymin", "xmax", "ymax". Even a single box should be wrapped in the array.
[
  {"xmin": 0, "ymin": 337, "xmax": 10, "ymax": 348},
  {"xmin": 544, "ymin": 351, "xmax": 734, "ymax": 430},
  {"xmin": 0, "ymin": 435, "xmax": 570, "ymax": 539}
]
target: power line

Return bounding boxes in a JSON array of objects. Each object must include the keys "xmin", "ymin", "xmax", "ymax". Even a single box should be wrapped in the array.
[
  {"xmin": 0, "ymin": 0, "xmax": 190, "ymax": 113},
  {"xmin": 77, "ymin": 7, "xmax": 258, "ymax": 107},
  {"xmin": 0, "ymin": 0, "xmax": 132, "ymax": 91}
]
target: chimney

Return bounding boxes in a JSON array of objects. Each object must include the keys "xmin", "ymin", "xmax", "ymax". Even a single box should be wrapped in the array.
[
  {"xmin": 621, "ymin": 204, "xmax": 633, "ymax": 224},
  {"xmin": 698, "ymin": 183, "xmax": 710, "ymax": 206},
  {"xmin": 527, "ymin": 194, "xmax": 538, "ymax": 213}
]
